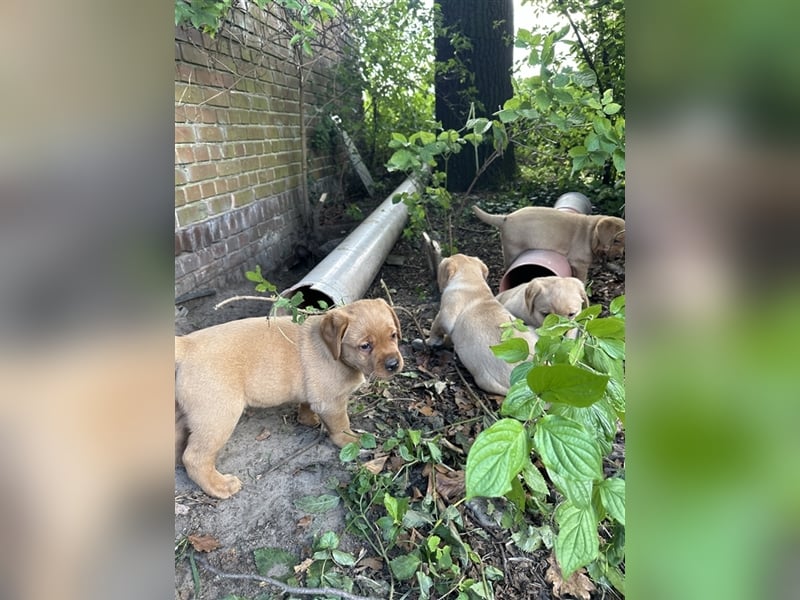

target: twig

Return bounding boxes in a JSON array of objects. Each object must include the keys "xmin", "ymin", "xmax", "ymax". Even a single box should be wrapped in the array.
[
  {"xmin": 263, "ymin": 431, "xmax": 325, "ymax": 474},
  {"xmin": 391, "ymin": 304, "xmax": 428, "ymax": 341},
  {"xmin": 193, "ymin": 555, "xmax": 380, "ymax": 600},
  {"xmin": 379, "ymin": 278, "xmax": 394, "ymax": 306},
  {"xmin": 214, "ymin": 294, "xmax": 276, "ymax": 310}
]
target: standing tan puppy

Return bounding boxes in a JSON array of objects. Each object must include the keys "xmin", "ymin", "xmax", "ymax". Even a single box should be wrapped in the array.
[
  {"xmin": 175, "ymin": 298, "xmax": 403, "ymax": 499},
  {"xmin": 472, "ymin": 205, "xmax": 625, "ymax": 281},
  {"xmin": 496, "ymin": 276, "xmax": 589, "ymax": 328},
  {"xmin": 426, "ymin": 254, "xmax": 538, "ymax": 396}
]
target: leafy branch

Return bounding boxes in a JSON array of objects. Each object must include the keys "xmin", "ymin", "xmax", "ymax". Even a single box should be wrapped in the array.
[{"xmin": 465, "ymin": 295, "xmax": 626, "ymax": 592}]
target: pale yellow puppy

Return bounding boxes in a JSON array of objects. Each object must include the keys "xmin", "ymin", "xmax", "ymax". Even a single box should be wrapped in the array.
[
  {"xmin": 426, "ymin": 254, "xmax": 538, "ymax": 396},
  {"xmin": 473, "ymin": 205, "xmax": 625, "ymax": 281},
  {"xmin": 496, "ymin": 276, "xmax": 589, "ymax": 328},
  {"xmin": 175, "ymin": 298, "xmax": 403, "ymax": 499}
]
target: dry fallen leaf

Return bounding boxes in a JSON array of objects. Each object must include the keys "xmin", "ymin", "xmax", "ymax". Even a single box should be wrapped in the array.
[
  {"xmin": 362, "ymin": 455, "xmax": 388, "ymax": 475},
  {"xmin": 294, "ymin": 557, "xmax": 314, "ymax": 574},
  {"xmin": 357, "ymin": 556, "xmax": 384, "ymax": 571},
  {"xmin": 188, "ymin": 534, "xmax": 221, "ymax": 553},
  {"xmin": 545, "ymin": 553, "xmax": 596, "ymax": 600},
  {"xmin": 296, "ymin": 515, "xmax": 313, "ymax": 530},
  {"xmin": 434, "ymin": 469, "xmax": 465, "ymax": 502},
  {"xmin": 418, "ymin": 404, "xmax": 436, "ymax": 416},
  {"xmin": 255, "ymin": 427, "xmax": 271, "ymax": 441}
]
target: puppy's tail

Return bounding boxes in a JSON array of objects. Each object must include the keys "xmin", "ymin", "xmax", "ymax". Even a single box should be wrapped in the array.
[{"xmin": 472, "ymin": 205, "xmax": 506, "ymax": 228}]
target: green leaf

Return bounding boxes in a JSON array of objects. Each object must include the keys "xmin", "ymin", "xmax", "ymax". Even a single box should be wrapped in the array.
[
  {"xmin": 586, "ymin": 317, "xmax": 625, "ymax": 340},
  {"xmin": 386, "ymin": 148, "xmax": 417, "ymax": 172},
  {"xmin": 572, "ymin": 70, "xmax": 597, "ymax": 88},
  {"xmin": 512, "ymin": 523, "xmax": 554, "ymax": 552},
  {"xmin": 339, "ymin": 442, "xmax": 360, "ymax": 462},
  {"xmin": 254, "ymin": 547, "xmax": 297, "ymax": 580},
  {"xmin": 609, "ymin": 295, "xmax": 625, "ymax": 315},
  {"xmin": 555, "ymin": 501, "xmax": 600, "ymax": 578},
  {"xmin": 402, "ymin": 509, "xmax": 433, "ymax": 528},
  {"xmin": 506, "ymin": 475, "xmax": 526, "ymax": 512},
  {"xmin": 496, "ymin": 109, "xmax": 519, "ymax": 123},
  {"xmin": 568, "ymin": 145, "xmax": 588, "ymax": 158},
  {"xmin": 389, "ymin": 553, "xmax": 421, "ymax": 580},
  {"xmin": 598, "ymin": 478, "xmax": 626, "ymax": 525},
  {"xmin": 466, "ymin": 419, "xmax": 529, "ymax": 499},
  {"xmin": 549, "ymin": 469, "xmax": 594, "ymax": 507},
  {"xmin": 383, "ymin": 493, "xmax": 409, "ymax": 523},
  {"xmin": 576, "ymin": 305, "xmax": 603, "ymax": 322},
  {"xmin": 603, "ymin": 102, "xmax": 622, "ymax": 115},
  {"xmin": 509, "ymin": 361, "xmax": 534, "ymax": 386},
  {"xmin": 521, "ymin": 461, "xmax": 550, "ymax": 497},
  {"xmin": 417, "ymin": 570, "xmax": 433, "ymax": 598},
  {"xmin": 390, "ymin": 132, "xmax": 408, "ymax": 144},
  {"xmin": 293, "ymin": 494, "xmax": 340, "ymax": 514},
  {"xmin": 612, "ymin": 149, "xmax": 626, "ymax": 173},
  {"xmin": 491, "ymin": 336, "xmax": 531, "ymax": 363},
  {"xmin": 359, "ymin": 432, "xmax": 377, "ymax": 449},
  {"xmin": 594, "ymin": 337, "xmax": 626, "ymax": 361},
  {"xmin": 315, "ymin": 530, "xmax": 339, "ymax": 550},
  {"xmin": 527, "ymin": 365, "xmax": 609, "ymax": 407},
  {"xmin": 331, "ymin": 549, "xmax": 357, "ymax": 567},
  {"xmin": 500, "ymin": 379, "xmax": 543, "ymax": 421},
  {"xmin": 407, "ymin": 429, "xmax": 422, "ymax": 446},
  {"xmin": 245, "ymin": 267, "xmax": 263, "ymax": 282},
  {"xmin": 534, "ymin": 415, "xmax": 603, "ymax": 481}
]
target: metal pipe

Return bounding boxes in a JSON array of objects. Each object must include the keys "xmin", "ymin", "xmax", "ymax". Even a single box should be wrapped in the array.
[{"xmin": 281, "ymin": 176, "xmax": 421, "ymax": 308}]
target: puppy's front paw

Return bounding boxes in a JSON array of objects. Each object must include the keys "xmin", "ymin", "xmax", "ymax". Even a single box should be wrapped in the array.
[
  {"xmin": 205, "ymin": 474, "xmax": 243, "ymax": 499},
  {"xmin": 329, "ymin": 429, "xmax": 359, "ymax": 448},
  {"xmin": 425, "ymin": 336, "xmax": 445, "ymax": 350}
]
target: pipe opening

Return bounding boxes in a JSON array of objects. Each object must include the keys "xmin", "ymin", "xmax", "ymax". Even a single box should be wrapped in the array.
[
  {"xmin": 500, "ymin": 264, "xmax": 560, "ymax": 292},
  {"xmin": 289, "ymin": 286, "xmax": 336, "ymax": 310}
]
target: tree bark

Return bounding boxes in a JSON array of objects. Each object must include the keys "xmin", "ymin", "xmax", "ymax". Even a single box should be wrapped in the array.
[{"xmin": 435, "ymin": 0, "xmax": 516, "ymax": 192}]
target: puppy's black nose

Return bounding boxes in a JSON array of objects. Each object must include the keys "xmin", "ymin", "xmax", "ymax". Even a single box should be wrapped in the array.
[{"xmin": 385, "ymin": 357, "xmax": 399, "ymax": 372}]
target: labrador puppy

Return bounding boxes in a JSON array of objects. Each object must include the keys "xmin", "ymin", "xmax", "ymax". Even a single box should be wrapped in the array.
[
  {"xmin": 496, "ymin": 276, "xmax": 589, "ymax": 328},
  {"xmin": 175, "ymin": 298, "xmax": 403, "ymax": 499},
  {"xmin": 426, "ymin": 254, "xmax": 538, "ymax": 396},
  {"xmin": 472, "ymin": 205, "xmax": 625, "ymax": 281}
]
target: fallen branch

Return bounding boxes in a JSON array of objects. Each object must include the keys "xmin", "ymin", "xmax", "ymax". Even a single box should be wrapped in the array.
[{"xmin": 194, "ymin": 555, "xmax": 380, "ymax": 600}]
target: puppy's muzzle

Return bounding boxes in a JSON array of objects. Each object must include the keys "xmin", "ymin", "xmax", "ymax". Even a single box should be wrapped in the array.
[{"xmin": 384, "ymin": 356, "xmax": 401, "ymax": 373}]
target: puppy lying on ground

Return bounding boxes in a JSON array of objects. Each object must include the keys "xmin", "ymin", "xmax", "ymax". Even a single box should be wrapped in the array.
[
  {"xmin": 175, "ymin": 298, "xmax": 403, "ymax": 499},
  {"xmin": 472, "ymin": 205, "xmax": 625, "ymax": 281},
  {"xmin": 496, "ymin": 276, "xmax": 589, "ymax": 328},
  {"xmin": 426, "ymin": 254, "xmax": 538, "ymax": 396}
]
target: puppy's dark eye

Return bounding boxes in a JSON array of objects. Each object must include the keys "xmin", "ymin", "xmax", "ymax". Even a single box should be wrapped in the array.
[
  {"xmin": 360, "ymin": 342, "xmax": 372, "ymax": 351},
  {"xmin": 568, "ymin": 312, "xmax": 577, "ymax": 318},
  {"xmin": 391, "ymin": 331, "xmax": 398, "ymax": 340},
  {"xmin": 541, "ymin": 311, "xmax": 550, "ymax": 317}
]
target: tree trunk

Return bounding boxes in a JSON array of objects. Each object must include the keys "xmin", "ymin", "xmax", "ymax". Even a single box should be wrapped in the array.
[{"xmin": 435, "ymin": 0, "xmax": 516, "ymax": 192}]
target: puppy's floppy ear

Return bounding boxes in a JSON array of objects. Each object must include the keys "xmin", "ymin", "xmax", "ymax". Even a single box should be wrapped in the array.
[
  {"xmin": 579, "ymin": 284, "xmax": 590, "ymax": 308},
  {"xmin": 388, "ymin": 303, "xmax": 402, "ymax": 340},
  {"xmin": 479, "ymin": 259, "xmax": 489, "ymax": 280},
  {"xmin": 320, "ymin": 309, "xmax": 349, "ymax": 360},
  {"xmin": 437, "ymin": 258, "xmax": 457, "ymax": 290},
  {"xmin": 592, "ymin": 217, "xmax": 625, "ymax": 255},
  {"xmin": 524, "ymin": 279, "xmax": 543, "ymax": 311}
]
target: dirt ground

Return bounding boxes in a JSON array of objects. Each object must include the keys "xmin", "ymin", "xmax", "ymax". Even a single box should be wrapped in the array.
[{"xmin": 174, "ymin": 192, "xmax": 625, "ymax": 599}]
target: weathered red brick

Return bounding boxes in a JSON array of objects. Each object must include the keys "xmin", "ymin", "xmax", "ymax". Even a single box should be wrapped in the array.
[
  {"xmin": 184, "ymin": 183, "xmax": 202, "ymax": 202},
  {"xmin": 187, "ymin": 163, "xmax": 217, "ymax": 182},
  {"xmin": 175, "ymin": 146, "xmax": 194, "ymax": 165},
  {"xmin": 174, "ymin": 125, "xmax": 196, "ymax": 143}
]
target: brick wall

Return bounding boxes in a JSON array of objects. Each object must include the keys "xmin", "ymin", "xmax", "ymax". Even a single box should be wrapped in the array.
[{"xmin": 174, "ymin": 5, "xmax": 347, "ymax": 297}]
